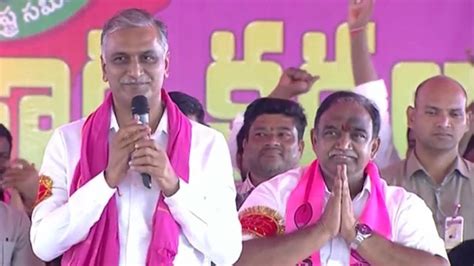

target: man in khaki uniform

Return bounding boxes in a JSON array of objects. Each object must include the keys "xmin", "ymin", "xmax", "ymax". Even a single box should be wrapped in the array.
[
  {"xmin": 382, "ymin": 76, "xmax": 473, "ymax": 250},
  {"xmin": 0, "ymin": 201, "xmax": 43, "ymax": 266}
]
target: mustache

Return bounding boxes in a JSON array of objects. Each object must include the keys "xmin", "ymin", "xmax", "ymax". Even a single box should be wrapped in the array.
[
  {"xmin": 432, "ymin": 130, "xmax": 453, "ymax": 136},
  {"xmin": 259, "ymin": 147, "xmax": 283, "ymax": 155},
  {"xmin": 120, "ymin": 77, "xmax": 152, "ymax": 85},
  {"xmin": 328, "ymin": 149, "xmax": 357, "ymax": 158}
]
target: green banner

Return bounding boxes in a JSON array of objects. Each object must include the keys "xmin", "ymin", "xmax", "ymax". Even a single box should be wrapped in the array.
[{"xmin": 0, "ymin": 0, "xmax": 88, "ymax": 41}]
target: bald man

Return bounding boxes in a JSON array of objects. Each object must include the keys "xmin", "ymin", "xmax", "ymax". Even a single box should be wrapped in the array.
[{"xmin": 382, "ymin": 75, "xmax": 474, "ymax": 251}]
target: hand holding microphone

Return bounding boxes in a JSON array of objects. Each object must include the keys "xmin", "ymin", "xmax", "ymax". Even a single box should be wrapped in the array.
[
  {"xmin": 131, "ymin": 95, "xmax": 152, "ymax": 189},
  {"xmin": 129, "ymin": 95, "xmax": 180, "ymax": 196},
  {"xmin": 104, "ymin": 118, "xmax": 149, "ymax": 189}
]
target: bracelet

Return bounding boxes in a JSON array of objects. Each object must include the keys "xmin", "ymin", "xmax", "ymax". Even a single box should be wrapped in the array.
[{"xmin": 350, "ymin": 26, "xmax": 366, "ymax": 36}]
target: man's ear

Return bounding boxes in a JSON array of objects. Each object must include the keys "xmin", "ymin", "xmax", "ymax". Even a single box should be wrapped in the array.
[
  {"xmin": 407, "ymin": 106, "xmax": 415, "ymax": 129},
  {"xmin": 101, "ymin": 56, "xmax": 108, "ymax": 82},
  {"xmin": 370, "ymin": 137, "xmax": 381, "ymax": 160},
  {"xmin": 164, "ymin": 51, "xmax": 170, "ymax": 78},
  {"xmin": 297, "ymin": 140, "xmax": 305, "ymax": 159},
  {"xmin": 310, "ymin": 128, "xmax": 318, "ymax": 154},
  {"xmin": 466, "ymin": 109, "xmax": 472, "ymax": 133}
]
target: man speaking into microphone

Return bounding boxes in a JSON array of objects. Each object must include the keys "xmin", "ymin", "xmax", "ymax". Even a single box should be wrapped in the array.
[{"xmin": 30, "ymin": 8, "xmax": 242, "ymax": 266}]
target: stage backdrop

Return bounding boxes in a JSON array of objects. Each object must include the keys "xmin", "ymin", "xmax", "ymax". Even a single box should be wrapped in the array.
[{"xmin": 0, "ymin": 0, "xmax": 473, "ymax": 168}]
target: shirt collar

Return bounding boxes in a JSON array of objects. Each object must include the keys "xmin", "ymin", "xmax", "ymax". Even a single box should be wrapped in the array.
[
  {"xmin": 237, "ymin": 176, "xmax": 256, "ymax": 195},
  {"xmin": 361, "ymin": 174, "xmax": 372, "ymax": 194},
  {"xmin": 110, "ymin": 107, "xmax": 119, "ymax": 132},
  {"xmin": 453, "ymin": 156, "xmax": 472, "ymax": 178},
  {"xmin": 244, "ymin": 173, "xmax": 256, "ymax": 187},
  {"xmin": 110, "ymin": 107, "xmax": 168, "ymax": 135},
  {"xmin": 406, "ymin": 150, "xmax": 472, "ymax": 180},
  {"xmin": 156, "ymin": 110, "xmax": 168, "ymax": 134}
]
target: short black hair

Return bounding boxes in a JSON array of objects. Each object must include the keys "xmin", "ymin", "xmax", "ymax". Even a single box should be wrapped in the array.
[
  {"xmin": 236, "ymin": 124, "xmax": 246, "ymax": 157},
  {"xmin": 241, "ymin": 97, "xmax": 307, "ymax": 144},
  {"xmin": 313, "ymin": 91, "xmax": 381, "ymax": 139},
  {"xmin": 0, "ymin": 124, "xmax": 12, "ymax": 150},
  {"xmin": 169, "ymin": 91, "xmax": 206, "ymax": 125}
]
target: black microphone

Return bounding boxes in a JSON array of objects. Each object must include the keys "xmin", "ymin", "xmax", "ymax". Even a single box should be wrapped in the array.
[{"xmin": 131, "ymin": 95, "xmax": 152, "ymax": 189}]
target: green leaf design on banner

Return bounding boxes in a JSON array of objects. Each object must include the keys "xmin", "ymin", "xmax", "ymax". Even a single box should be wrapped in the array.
[{"xmin": 0, "ymin": 0, "xmax": 89, "ymax": 41}]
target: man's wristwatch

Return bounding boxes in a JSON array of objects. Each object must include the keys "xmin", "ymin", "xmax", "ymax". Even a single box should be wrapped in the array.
[{"xmin": 350, "ymin": 223, "xmax": 373, "ymax": 250}]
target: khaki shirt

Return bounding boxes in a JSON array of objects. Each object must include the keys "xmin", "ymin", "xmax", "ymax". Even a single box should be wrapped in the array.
[
  {"xmin": 0, "ymin": 202, "xmax": 43, "ymax": 266},
  {"xmin": 381, "ymin": 152, "xmax": 474, "ymax": 242}
]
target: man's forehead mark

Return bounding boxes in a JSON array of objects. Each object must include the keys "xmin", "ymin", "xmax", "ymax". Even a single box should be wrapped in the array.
[{"xmin": 340, "ymin": 117, "xmax": 367, "ymax": 131}]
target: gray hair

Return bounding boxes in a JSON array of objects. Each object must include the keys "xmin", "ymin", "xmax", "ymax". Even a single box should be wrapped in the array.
[{"xmin": 101, "ymin": 8, "xmax": 169, "ymax": 55}]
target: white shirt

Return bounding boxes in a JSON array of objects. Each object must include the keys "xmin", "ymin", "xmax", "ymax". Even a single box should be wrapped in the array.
[
  {"xmin": 228, "ymin": 80, "xmax": 400, "ymax": 171},
  {"xmin": 31, "ymin": 110, "xmax": 242, "ymax": 265},
  {"xmin": 239, "ymin": 167, "xmax": 448, "ymax": 265}
]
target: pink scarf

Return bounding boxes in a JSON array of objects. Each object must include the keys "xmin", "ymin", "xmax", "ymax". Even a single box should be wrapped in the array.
[
  {"xmin": 62, "ymin": 89, "xmax": 192, "ymax": 266},
  {"xmin": 2, "ymin": 189, "xmax": 10, "ymax": 203},
  {"xmin": 285, "ymin": 160, "xmax": 391, "ymax": 265}
]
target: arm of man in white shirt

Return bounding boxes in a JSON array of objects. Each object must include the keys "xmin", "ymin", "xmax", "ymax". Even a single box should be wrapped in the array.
[
  {"xmin": 30, "ymin": 128, "xmax": 116, "ymax": 262},
  {"xmin": 235, "ymin": 172, "xmax": 343, "ymax": 266},
  {"xmin": 350, "ymin": 23, "xmax": 400, "ymax": 168},
  {"xmin": 164, "ymin": 132, "xmax": 242, "ymax": 265},
  {"xmin": 354, "ymin": 80, "xmax": 399, "ymax": 168}
]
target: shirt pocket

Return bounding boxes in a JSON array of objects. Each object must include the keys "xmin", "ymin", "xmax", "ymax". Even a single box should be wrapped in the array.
[{"xmin": 0, "ymin": 240, "xmax": 15, "ymax": 266}]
